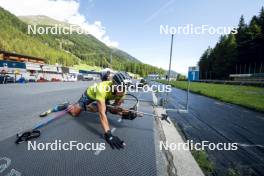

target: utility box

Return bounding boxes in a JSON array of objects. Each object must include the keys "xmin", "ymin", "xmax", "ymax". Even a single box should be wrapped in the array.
[{"xmin": 188, "ymin": 66, "xmax": 199, "ymax": 81}]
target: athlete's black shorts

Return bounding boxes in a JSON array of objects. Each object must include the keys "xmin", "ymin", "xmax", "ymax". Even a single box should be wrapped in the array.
[
  {"xmin": 78, "ymin": 92, "xmax": 96, "ymax": 111},
  {"xmin": 78, "ymin": 91, "xmax": 110, "ymax": 112}
]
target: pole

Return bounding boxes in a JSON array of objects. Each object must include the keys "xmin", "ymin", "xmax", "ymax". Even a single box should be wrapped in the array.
[
  {"xmin": 110, "ymin": 52, "xmax": 112, "ymax": 64},
  {"xmin": 254, "ymin": 62, "xmax": 256, "ymax": 74},
  {"xmin": 167, "ymin": 34, "xmax": 174, "ymax": 83},
  {"xmin": 186, "ymin": 81, "xmax": 190, "ymax": 111}
]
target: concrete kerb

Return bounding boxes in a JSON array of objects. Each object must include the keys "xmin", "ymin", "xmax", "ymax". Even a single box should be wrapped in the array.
[{"xmin": 151, "ymin": 91, "xmax": 204, "ymax": 176}]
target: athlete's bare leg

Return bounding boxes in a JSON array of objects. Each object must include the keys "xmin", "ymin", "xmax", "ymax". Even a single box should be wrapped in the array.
[{"xmin": 68, "ymin": 104, "xmax": 83, "ymax": 116}]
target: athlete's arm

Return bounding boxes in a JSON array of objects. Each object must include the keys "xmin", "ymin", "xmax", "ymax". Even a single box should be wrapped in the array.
[
  {"xmin": 107, "ymin": 98, "xmax": 125, "ymax": 115},
  {"xmin": 97, "ymin": 100, "xmax": 125, "ymax": 149},
  {"xmin": 97, "ymin": 100, "xmax": 110, "ymax": 133}
]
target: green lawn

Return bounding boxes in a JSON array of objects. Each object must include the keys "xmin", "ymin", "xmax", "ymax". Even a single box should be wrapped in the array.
[
  {"xmin": 191, "ymin": 150, "xmax": 215, "ymax": 175},
  {"xmin": 73, "ymin": 64, "xmax": 102, "ymax": 72},
  {"xmin": 158, "ymin": 80, "xmax": 264, "ymax": 112}
]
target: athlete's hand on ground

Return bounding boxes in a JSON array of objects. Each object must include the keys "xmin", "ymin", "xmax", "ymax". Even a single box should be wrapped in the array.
[
  {"xmin": 104, "ymin": 130, "xmax": 125, "ymax": 149},
  {"xmin": 108, "ymin": 106, "xmax": 122, "ymax": 114}
]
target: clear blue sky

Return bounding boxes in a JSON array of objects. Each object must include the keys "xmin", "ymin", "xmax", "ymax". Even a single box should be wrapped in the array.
[{"xmin": 79, "ymin": 0, "xmax": 264, "ymax": 74}]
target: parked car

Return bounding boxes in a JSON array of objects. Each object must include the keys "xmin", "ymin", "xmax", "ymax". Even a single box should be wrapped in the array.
[
  {"xmin": 16, "ymin": 77, "xmax": 27, "ymax": 83},
  {"xmin": 51, "ymin": 78, "xmax": 61, "ymax": 82},
  {"xmin": 27, "ymin": 75, "xmax": 37, "ymax": 82},
  {"xmin": 138, "ymin": 78, "xmax": 148, "ymax": 87},
  {"xmin": 0, "ymin": 75, "xmax": 15, "ymax": 84},
  {"xmin": 37, "ymin": 77, "xmax": 49, "ymax": 82}
]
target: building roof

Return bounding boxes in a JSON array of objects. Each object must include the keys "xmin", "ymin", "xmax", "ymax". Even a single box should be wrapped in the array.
[{"xmin": 0, "ymin": 50, "xmax": 45, "ymax": 63}]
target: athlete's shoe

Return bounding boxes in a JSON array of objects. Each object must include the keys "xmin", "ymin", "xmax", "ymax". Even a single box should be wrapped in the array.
[{"xmin": 39, "ymin": 101, "xmax": 70, "ymax": 117}]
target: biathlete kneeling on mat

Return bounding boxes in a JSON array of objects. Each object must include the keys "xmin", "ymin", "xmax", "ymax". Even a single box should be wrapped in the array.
[{"xmin": 41, "ymin": 72, "xmax": 138, "ymax": 149}]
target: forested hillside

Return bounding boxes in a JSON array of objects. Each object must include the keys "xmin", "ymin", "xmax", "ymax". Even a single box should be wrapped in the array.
[
  {"xmin": 0, "ymin": 7, "xmax": 165, "ymax": 76},
  {"xmin": 198, "ymin": 7, "xmax": 264, "ymax": 79},
  {"xmin": 0, "ymin": 7, "xmax": 78, "ymax": 66}
]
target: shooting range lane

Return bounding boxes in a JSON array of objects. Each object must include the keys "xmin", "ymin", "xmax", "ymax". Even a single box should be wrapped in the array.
[
  {"xmin": 0, "ymin": 82, "xmax": 162, "ymax": 176},
  {"xmin": 159, "ymin": 84, "xmax": 264, "ymax": 176}
]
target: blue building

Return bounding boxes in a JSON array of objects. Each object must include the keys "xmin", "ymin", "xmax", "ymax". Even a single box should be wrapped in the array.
[{"xmin": 0, "ymin": 60, "xmax": 26, "ymax": 73}]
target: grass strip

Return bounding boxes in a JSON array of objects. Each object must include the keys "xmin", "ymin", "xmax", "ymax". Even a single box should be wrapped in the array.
[{"xmin": 157, "ymin": 80, "xmax": 264, "ymax": 112}]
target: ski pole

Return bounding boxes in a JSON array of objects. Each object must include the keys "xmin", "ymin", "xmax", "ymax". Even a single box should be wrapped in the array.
[
  {"xmin": 15, "ymin": 103, "xmax": 76, "ymax": 144},
  {"xmin": 106, "ymin": 105, "xmax": 170, "ymax": 123}
]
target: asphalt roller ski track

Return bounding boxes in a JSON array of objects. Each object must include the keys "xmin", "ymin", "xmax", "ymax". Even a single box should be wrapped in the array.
[
  {"xmin": 158, "ymin": 84, "xmax": 264, "ymax": 176},
  {"xmin": 0, "ymin": 82, "xmax": 167, "ymax": 176}
]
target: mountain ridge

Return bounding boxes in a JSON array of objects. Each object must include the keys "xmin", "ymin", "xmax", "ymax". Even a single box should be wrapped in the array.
[
  {"xmin": 0, "ymin": 6, "xmax": 165, "ymax": 76},
  {"xmin": 19, "ymin": 15, "xmax": 140, "ymax": 63}
]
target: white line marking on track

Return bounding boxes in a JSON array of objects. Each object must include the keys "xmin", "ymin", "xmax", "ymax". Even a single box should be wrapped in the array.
[
  {"xmin": 256, "ymin": 115, "xmax": 264, "ymax": 120},
  {"xmin": 151, "ymin": 91, "xmax": 158, "ymax": 105},
  {"xmin": 214, "ymin": 101, "xmax": 223, "ymax": 105},
  {"xmin": 238, "ymin": 143, "xmax": 264, "ymax": 148},
  {"xmin": 111, "ymin": 128, "xmax": 116, "ymax": 133},
  {"xmin": 94, "ymin": 149, "xmax": 101, "ymax": 155},
  {"xmin": 178, "ymin": 104, "xmax": 185, "ymax": 108},
  {"xmin": 138, "ymin": 91, "xmax": 142, "ymax": 98}
]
